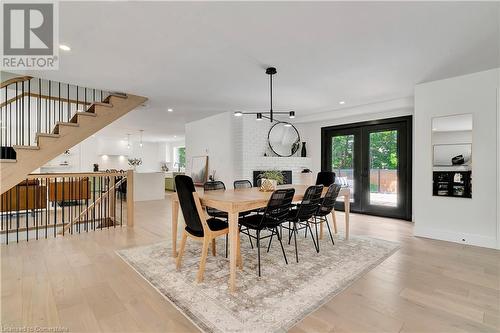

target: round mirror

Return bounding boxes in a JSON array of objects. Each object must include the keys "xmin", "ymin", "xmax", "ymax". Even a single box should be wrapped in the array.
[{"xmin": 268, "ymin": 122, "xmax": 301, "ymax": 157}]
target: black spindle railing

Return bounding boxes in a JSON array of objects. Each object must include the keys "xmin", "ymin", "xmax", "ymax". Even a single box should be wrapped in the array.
[
  {"xmin": 0, "ymin": 171, "xmax": 130, "ymax": 244},
  {"xmin": 0, "ymin": 76, "xmax": 111, "ymax": 150}
]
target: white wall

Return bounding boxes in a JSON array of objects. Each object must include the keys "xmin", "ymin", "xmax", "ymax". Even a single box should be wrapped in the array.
[
  {"xmin": 185, "ymin": 112, "xmax": 236, "ymax": 187},
  {"xmin": 414, "ymin": 68, "xmax": 499, "ymax": 249}
]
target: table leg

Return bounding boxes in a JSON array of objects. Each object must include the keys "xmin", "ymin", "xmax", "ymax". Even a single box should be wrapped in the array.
[
  {"xmin": 331, "ymin": 209, "xmax": 338, "ymax": 234},
  {"xmin": 228, "ymin": 212, "xmax": 239, "ymax": 292},
  {"xmin": 345, "ymin": 193, "xmax": 350, "ymax": 240},
  {"xmin": 172, "ymin": 198, "xmax": 179, "ymax": 257}
]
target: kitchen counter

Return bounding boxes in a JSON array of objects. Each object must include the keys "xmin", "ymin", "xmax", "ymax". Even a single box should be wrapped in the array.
[{"xmin": 133, "ymin": 172, "xmax": 165, "ymax": 201}]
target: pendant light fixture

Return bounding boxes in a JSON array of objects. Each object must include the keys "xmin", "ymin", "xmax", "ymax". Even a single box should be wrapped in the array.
[
  {"xmin": 139, "ymin": 130, "xmax": 144, "ymax": 147},
  {"xmin": 234, "ymin": 67, "xmax": 295, "ymax": 122}
]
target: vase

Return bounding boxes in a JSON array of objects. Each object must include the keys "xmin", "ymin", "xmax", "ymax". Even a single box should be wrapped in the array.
[
  {"xmin": 301, "ymin": 142, "xmax": 307, "ymax": 157},
  {"xmin": 259, "ymin": 179, "xmax": 277, "ymax": 192}
]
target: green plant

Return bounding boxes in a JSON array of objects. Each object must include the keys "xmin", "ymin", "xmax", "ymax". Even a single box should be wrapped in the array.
[{"xmin": 259, "ymin": 170, "xmax": 284, "ymax": 185}]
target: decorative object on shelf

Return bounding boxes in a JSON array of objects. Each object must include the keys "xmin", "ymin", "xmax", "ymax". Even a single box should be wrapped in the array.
[
  {"xmin": 301, "ymin": 168, "xmax": 312, "ymax": 173},
  {"xmin": 93, "ymin": 163, "xmax": 99, "ymax": 172},
  {"xmin": 128, "ymin": 158, "xmax": 142, "ymax": 171},
  {"xmin": 208, "ymin": 170, "xmax": 217, "ymax": 181},
  {"xmin": 451, "ymin": 154, "xmax": 465, "ymax": 165},
  {"xmin": 190, "ymin": 155, "xmax": 208, "ymax": 186},
  {"xmin": 301, "ymin": 142, "xmax": 307, "ymax": 157},
  {"xmin": 160, "ymin": 162, "xmax": 169, "ymax": 172},
  {"xmin": 258, "ymin": 170, "xmax": 284, "ymax": 192},
  {"xmin": 268, "ymin": 121, "xmax": 301, "ymax": 157},
  {"xmin": 233, "ymin": 67, "xmax": 296, "ymax": 122}
]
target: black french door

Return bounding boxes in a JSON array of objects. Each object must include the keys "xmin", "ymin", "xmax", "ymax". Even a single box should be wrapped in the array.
[{"xmin": 321, "ymin": 116, "xmax": 412, "ymax": 220}]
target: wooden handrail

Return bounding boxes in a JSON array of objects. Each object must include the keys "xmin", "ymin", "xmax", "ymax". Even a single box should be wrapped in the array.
[
  {"xmin": 0, "ymin": 76, "xmax": 33, "ymax": 89},
  {"xmin": 27, "ymin": 171, "xmax": 127, "ymax": 179},
  {"xmin": 0, "ymin": 91, "xmax": 93, "ymax": 108}
]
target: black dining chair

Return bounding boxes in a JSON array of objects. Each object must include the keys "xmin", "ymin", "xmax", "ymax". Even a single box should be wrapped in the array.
[
  {"xmin": 175, "ymin": 175, "xmax": 229, "ymax": 283},
  {"xmin": 238, "ymin": 188, "xmax": 295, "ymax": 277},
  {"xmin": 284, "ymin": 185, "xmax": 323, "ymax": 262},
  {"xmin": 233, "ymin": 179, "xmax": 253, "ymax": 189},
  {"xmin": 203, "ymin": 181, "xmax": 229, "ymax": 257},
  {"xmin": 310, "ymin": 183, "xmax": 342, "ymax": 251},
  {"xmin": 315, "ymin": 171, "xmax": 336, "ymax": 187}
]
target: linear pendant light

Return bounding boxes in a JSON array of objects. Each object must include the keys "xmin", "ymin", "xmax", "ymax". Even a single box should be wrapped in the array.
[{"xmin": 234, "ymin": 67, "xmax": 295, "ymax": 122}]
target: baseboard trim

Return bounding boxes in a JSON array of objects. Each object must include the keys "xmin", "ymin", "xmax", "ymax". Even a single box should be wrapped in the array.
[{"xmin": 414, "ymin": 226, "xmax": 498, "ymax": 250}]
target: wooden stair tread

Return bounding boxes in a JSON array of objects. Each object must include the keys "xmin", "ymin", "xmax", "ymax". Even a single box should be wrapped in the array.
[
  {"xmin": 36, "ymin": 133, "xmax": 60, "ymax": 138},
  {"xmin": 93, "ymin": 102, "xmax": 113, "ymax": 108},
  {"xmin": 52, "ymin": 122, "xmax": 79, "ymax": 134},
  {"xmin": 13, "ymin": 145, "xmax": 39, "ymax": 150},
  {"xmin": 103, "ymin": 93, "xmax": 127, "ymax": 103},
  {"xmin": 70, "ymin": 111, "xmax": 97, "ymax": 123},
  {"xmin": 0, "ymin": 159, "xmax": 17, "ymax": 163}
]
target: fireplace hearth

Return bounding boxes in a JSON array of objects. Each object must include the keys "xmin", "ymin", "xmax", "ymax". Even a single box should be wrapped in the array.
[{"xmin": 253, "ymin": 170, "xmax": 292, "ymax": 187}]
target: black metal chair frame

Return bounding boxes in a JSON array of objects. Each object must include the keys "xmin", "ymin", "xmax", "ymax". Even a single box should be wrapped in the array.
[
  {"xmin": 308, "ymin": 183, "xmax": 342, "ymax": 251},
  {"xmin": 233, "ymin": 179, "xmax": 252, "ymax": 189},
  {"xmin": 281, "ymin": 185, "xmax": 323, "ymax": 262},
  {"xmin": 238, "ymin": 188, "xmax": 295, "ymax": 276}
]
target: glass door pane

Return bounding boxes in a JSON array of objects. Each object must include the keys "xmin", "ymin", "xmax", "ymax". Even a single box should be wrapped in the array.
[
  {"xmin": 331, "ymin": 134, "xmax": 355, "ymax": 203},
  {"xmin": 368, "ymin": 130, "xmax": 398, "ymax": 207}
]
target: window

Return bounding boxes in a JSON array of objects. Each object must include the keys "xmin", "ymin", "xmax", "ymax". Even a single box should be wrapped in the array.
[{"xmin": 173, "ymin": 146, "xmax": 186, "ymax": 168}]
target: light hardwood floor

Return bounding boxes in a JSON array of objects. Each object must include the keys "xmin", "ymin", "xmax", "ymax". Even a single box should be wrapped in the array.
[{"xmin": 1, "ymin": 193, "xmax": 499, "ymax": 332}]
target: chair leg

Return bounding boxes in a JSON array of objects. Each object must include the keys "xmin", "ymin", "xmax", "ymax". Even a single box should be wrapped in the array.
[
  {"xmin": 240, "ymin": 225, "xmax": 254, "ymax": 249},
  {"xmin": 211, "ymin": 239, "xmax": 216, "ymax": 256},
  {"xmin": 293, "ymin": 223, "xmax": 299, "ymax": 263},
  {"xmin": 288, "ymin": 222, "xmax": 292, "ymax": 244},
  {"xmin": 266, "ymin": 232, "xmax": 273, "ymax": 253},
  {"xmin": 276, "ymin": 227, "xmax": 288, "ymax": 265},
  {"xmin": 308, "ymin": 222, "xmax": 319, "ymax": 253},
  {"xmin": 196, "ymin": 237, "xmax": 210, "ymax": 283},
  {"xmin": 176, "ymin": 231, "xmax": 188, "ymax": 270},
  {"xmin": 325, "ymin": 217, "xmax": 335, "ymax": 246},
  {"xmin": 256, "ymin": 230, "xmax": 261, "ymax": 277},
  {"xmin": 314, "ymin": 220, "xmax": 320, "ymax": 252}
]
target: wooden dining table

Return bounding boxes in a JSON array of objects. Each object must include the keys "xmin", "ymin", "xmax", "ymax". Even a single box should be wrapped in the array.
[{"xmin": 171, "ymin": 184, "xmax": 351, "ymax": 292}]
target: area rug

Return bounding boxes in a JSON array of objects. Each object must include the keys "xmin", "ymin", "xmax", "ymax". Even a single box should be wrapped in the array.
[{"xmin": 117, "ymin": 232, "xmax": 399, "ymax": 333}]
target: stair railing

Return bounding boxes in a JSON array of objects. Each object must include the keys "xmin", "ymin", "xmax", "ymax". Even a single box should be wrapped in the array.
[
  {"xmin": 0, "ymin": 170, "xmax": 134, "ymax": 244},
  {"xmin": 0, "ymin": 75, "xmax": 112, "ymax": 149}
]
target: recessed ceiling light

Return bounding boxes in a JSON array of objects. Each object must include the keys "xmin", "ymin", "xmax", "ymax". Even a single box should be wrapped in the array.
[
  {"xmin": 167, "ymin": 108, "xmax": 173, "ymax": 112},
  {"xmin": 173, "ymin": 135, "xmax": 177, "ymax": 138},
  {"xmin": 234, "ymin": 111, "xmax": 243, "ymax": 117},
  {"xmin": 59, "ymin": 44, "xmax": 71, "ymax": 51},
  {"xmin": 339, "ymin": 101, "xmax": 346, "ymax": 105},
  {"xmin": 284, "ymin": 123, "xmax": 292, "ymax": 127}
]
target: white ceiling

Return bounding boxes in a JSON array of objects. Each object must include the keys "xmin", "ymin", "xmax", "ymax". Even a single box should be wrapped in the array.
[{"xmin": 18, "ymin": 1, "xmax": 499, "ymax": 141}]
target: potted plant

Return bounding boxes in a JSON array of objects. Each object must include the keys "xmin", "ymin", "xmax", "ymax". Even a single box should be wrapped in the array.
[{"xmin": 258, "ymin": 170, "xmax": 284, "ymax": 191}]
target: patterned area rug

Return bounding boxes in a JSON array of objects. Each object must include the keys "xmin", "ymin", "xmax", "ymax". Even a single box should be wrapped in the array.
[{"xmin": 117, "ymin": 232, "xmax": 399, "ymax": 333}]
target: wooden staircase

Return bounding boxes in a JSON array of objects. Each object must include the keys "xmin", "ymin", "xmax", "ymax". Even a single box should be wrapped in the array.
[{"xmin": 0, "ymin": 76, "xmax": 147, "ymax": 194}]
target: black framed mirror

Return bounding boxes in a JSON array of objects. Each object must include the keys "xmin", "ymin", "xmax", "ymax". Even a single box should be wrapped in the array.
[{"xmin": 268, "ymin": 122, "xmax": 301, "ymax": 157}]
